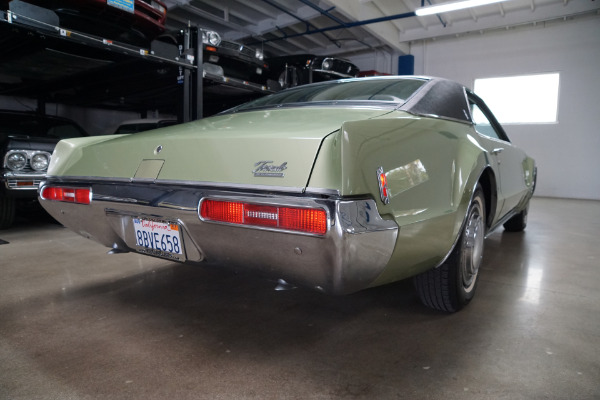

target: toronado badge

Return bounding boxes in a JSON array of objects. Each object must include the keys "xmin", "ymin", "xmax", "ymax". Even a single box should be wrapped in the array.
[{"xmin": 253, "ymin": 161, "xmax": 287, "ymax": 177}]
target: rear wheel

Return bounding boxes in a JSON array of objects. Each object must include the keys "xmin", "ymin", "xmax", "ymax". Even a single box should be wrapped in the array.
[
  {"xmin": 0, "ymin": 195, "xmax": 16, "ymax": 229},
  {"xmin": 414, "ymin": 185, "xmax": 486, "ymax": 312}
]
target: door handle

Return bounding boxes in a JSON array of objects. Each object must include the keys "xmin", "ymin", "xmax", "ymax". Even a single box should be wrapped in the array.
[{"xmin": 492, "ymin": 148, "xmax": 504, "ymax": 155}]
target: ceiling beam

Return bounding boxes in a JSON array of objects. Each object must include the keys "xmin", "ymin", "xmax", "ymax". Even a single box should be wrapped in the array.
[
  {"xmin": 325, "ymin": 0, "xmax": 410, "ymax": 54},
  {"xmin": 226, "ymin": 4, "xmax": 325, "ymax": 41},
  {"xmin": 399, "ymin": 0, "xmax": 600, "ymax": 42}
]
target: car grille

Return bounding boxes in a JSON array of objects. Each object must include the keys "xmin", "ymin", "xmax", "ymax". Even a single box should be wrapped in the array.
[
  {"xmin": 6, "ymin": 178, "xmax": 43, "ymax": 190},
  {"xmin": 220, "ymin": 41, "xmax": 256, "ymax": 58}
]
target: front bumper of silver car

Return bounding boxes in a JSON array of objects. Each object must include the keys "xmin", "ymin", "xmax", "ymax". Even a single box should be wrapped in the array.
[{"xmin": 39, "ymin": 180, "xmax": 398, "ymax": 295}]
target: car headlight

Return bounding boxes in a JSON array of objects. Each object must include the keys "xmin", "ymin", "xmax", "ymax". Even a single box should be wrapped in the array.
[
  {"xmin": 322, "ymin": 59, "xmax": 332, "ymax": 70},
  {"xmin": 6, "ymin": 152, "xmax": 27, "ymax": 171},
  {"xmin": 31, "ymin": 153, "xmax": 50, "ymax": 171},
  {"xmin": 255, "ymin": 48, "xmax": 264, "ymax": 61},
  {"xmin": 151, "ymin": 1, "xmax": 166, "ymax": 14},
  {"xmin": 202, "ymin": 31, "xmax": 221, "ymax": 46}
]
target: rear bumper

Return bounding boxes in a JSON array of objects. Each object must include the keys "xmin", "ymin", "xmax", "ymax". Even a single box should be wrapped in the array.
[{"xmin": 39, "ymin": 180, "xmax": 398, "ymax": 294}]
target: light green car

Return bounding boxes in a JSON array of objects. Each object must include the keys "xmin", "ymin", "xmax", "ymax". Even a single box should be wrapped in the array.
[{"xmin": 39, "ymin": 76, "xmax": 536, "ymax": 312}]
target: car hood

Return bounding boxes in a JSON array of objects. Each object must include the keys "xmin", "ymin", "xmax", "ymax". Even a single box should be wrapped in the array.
[{"xmin": 47, "ymin": 107, "xmax": 394, "ymax": 191}]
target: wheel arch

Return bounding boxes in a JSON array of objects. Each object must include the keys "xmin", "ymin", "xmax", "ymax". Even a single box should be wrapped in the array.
[{"xmin": 477, "ymin": 166, "xmax": 498, "ymax": 229}]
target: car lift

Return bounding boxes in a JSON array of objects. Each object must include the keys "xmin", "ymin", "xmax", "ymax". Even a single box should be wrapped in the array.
[{"xmin": 0, "ymin": 0, "xmax": 273, "ymax": 121}]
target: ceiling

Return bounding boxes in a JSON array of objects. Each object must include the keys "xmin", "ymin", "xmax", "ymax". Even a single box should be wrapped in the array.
[{"xmin": 162, "ymin": 0, "xmax": 600, "ymax": 60}]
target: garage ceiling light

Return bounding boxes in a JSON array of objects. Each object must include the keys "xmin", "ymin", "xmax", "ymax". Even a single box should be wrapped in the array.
[{"xmin": 415, "ymin": 0, "xmax": 512, "ymax": 16}]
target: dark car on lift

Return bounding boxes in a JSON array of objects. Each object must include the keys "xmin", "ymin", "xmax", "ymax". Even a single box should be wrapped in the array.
[
  {"xmin": 199, "ymin": 28, "xmax": 275, "ymax": 91},
  {"xmin": 1, "ymin": 0, "xmax": 168, "ymax": 46},
  {"xmin": 0, "ymin": 110, "xmax": 88, "ymax": 228},
  {"xmin": 267, "ymin": 54, "xmax": 360, "ymax": 89}
]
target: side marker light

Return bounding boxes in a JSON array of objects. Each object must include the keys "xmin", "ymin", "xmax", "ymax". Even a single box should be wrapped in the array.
[{"xmin": 377, "ymin": 166, "xmax": 390, "ymax": 205}]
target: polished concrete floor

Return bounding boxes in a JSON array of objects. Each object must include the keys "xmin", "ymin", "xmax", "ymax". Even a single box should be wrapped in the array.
[{"xmin": 0, "ymin": 197, "xmax": 598, "ymax": 400}]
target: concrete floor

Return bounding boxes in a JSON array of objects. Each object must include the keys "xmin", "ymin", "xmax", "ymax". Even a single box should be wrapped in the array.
[{"xmin": 0, "ymin": 197, "xmax": 598, "ymax": 400}]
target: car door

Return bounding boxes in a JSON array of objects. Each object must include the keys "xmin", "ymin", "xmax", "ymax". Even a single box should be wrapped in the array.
[{"xmin": 468, "ymin": 93, "xmax": 528, "ymax": 221}]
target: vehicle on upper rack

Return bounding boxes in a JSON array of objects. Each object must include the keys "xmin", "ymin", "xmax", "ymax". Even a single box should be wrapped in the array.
[
  {"xmin": 113, "ymin": 118, "xmax": 178, "ymax": 134},
  {"xmin": 38, "ymin": 76, "xmax": 536, "ymax": 312},
  {"xmin": 267, "ymin": 54, "xmax": 360, "ymax": 89},
  {"xmin": 199, "ymin": 28, "xmax": 275, "ymax": 92},
  {"xmin": 1, "ymin": 109, "xmax": 88, "ymax": 228},
  {"xmin": 1, "ymin": 0, "xmax": 168, "ymax": 46}
]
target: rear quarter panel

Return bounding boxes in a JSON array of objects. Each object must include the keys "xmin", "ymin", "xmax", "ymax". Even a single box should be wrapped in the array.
[{"xmin": 309, "ymin": 112, "xmax": 490, "ymax": 284}]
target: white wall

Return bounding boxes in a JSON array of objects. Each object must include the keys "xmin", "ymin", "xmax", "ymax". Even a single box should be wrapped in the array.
[
  {"xmin": 409, "ymin": 17, "xmax": 600, "ymax": 200},
  {"xmin": 350, "ymin": 50, "xmax": 398, "ymax": 74}
]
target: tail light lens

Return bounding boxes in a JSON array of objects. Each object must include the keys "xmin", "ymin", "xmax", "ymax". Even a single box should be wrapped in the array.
[
  {"xmin": 41, "ymin": 186, "xmax": 91, "ymax": 205},
  {"xmin": 200, "ymin": 199, "xmax": 327, "ymax": 235}
]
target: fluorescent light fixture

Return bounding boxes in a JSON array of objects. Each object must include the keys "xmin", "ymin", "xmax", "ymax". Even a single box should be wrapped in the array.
[{"xmin": 415, "ymin": 0, "xmax": 511, "ymax": 16}]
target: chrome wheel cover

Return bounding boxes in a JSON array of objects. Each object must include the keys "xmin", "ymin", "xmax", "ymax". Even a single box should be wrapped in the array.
[{"xmin": 460, "ymin": 200, "xmax": 484, "ymax": 293}]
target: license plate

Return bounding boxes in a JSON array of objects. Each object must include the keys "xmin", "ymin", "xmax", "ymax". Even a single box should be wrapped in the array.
[
  {"xmin": 107, "ymin": 0, "xmax": 135, "ymax": 14},
  {"xmin": 133, "ymin": 218, "xmax": 184, "ymax": 260}
]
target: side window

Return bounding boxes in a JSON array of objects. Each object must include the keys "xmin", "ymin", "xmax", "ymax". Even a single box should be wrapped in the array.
[{"xmin": 470, "ymin": 101, "xmax": 501, "ymax": 140}]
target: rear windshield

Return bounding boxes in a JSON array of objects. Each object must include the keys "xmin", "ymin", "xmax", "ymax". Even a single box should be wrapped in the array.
[
  {"xmin": 115, "ymin": 123, "xmax": 160, "ymax": 134},
  {"xmin": 0, "ymin": 114, "xmax": 87, "ymax": 140},
  {"xmin": 114, "ymin": 120, "xmax": 177, "ymax": 134},
  {"xmin": 229, "ymin": 78, "xmax": 427, "ymax": 112}
]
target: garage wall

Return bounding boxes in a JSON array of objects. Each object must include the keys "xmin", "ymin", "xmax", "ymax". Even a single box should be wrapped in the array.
[
  {"xmin": 350, "ymin": 50, "xmax": 398, "ymax": 75},
  {"xmin": 408, "ymin": 16, "xmax": 600, "ymax": 200}
]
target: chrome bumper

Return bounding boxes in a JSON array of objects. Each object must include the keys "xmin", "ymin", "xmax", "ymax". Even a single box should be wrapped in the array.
[{"xmin": 39, "ymin": 180, "xmax": 398, "ymax": 295}]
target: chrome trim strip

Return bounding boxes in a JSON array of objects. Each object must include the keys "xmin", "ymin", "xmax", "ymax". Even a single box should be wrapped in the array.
[
  {"xmin": 304, "ymin": 187, "xmax": 341, "ymax": 196},
  {"xmin": 4, "ymin": 172, "xmax": 46, "ymax": 179},
  {"xmin": 46, "ymin": 175, "xmax": 133, "ymax": 184},
  {"xmin": 155, "ymin": 179, "xmax": 305, "ymax": 194},
  {"xmin": 47, "ymin": 175, "xmax": 307, "ymax": 194}
]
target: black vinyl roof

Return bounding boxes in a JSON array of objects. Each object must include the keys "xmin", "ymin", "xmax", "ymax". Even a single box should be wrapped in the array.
[{"xmin": 400, "ymin": 77, "xmax": 472, "ymax": 124}]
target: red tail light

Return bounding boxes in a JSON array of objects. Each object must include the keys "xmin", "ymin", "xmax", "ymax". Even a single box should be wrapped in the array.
[
  {"xmin": 200, "ymin": 199, "xmax": 327, "ymax": 235},
  {"xmin": 41, "ymin": 186, "xmax": 91, "ymax": 205}
]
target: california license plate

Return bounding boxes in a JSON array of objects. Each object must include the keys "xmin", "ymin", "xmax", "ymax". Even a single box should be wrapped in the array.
[{"xmin": 133, "ymin": 218, "xmax": 184, "ymax": 261}]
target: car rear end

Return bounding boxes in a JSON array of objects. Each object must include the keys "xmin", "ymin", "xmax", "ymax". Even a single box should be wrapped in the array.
[{"xmin": 38, "ymin": 105, "xmax": 402, "ymax": 294}]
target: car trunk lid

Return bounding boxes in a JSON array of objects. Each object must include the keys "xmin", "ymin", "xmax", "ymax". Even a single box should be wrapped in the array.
[{"xmin": 48, "ymin": 107, "xmax": 393, "ymax": 191}]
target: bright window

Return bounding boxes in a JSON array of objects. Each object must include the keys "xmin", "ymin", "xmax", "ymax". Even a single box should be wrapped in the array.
[{"xmin": 473, "ymin": 73, "xmax": 560, "ymax": 124}]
